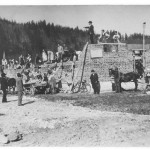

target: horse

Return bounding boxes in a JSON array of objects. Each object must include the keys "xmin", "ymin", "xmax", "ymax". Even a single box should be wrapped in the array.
[
  {"xmin": 6, "ymin": 77, "xmax": 16, "ymax": 94},
  {"xmin": 0, "ymin": 77, "xmax": 16, "ymax": 94},
  {"xmin": 109, "ymin": 68, "xmax": 141, "ymax": 91}
]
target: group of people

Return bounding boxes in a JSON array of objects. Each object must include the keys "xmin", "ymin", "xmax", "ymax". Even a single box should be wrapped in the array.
[
  {"xmin": 1, "ymin": 64, "xmax": 101, "ymax": 106},
  {"xmin": 98, "ymin": 30, "xmax": 120, "ymax": 43},
  {"xmin": 37, "ymin": 43, "xmax": 77, "ymax": 65},
  {"xmin": 0, "ymin": 62, "xmax": 64, "ymax": 105},
  {"xmin": 1, "ymin": 53, "xmax": 33, "ymax": 70},
  {"xmin": 84, "ymin": 21, "xmax": 120, "ymax": 44}
]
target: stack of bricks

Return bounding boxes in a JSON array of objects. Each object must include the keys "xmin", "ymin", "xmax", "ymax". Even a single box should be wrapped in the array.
[{"xmin": 74, "ymin": 43, "xmax": 134, "ymax": 82}]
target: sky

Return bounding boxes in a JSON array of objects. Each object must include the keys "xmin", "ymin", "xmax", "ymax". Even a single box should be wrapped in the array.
[{"xmin": 0, "ymin": 5, "xmax": 150, "ymax": 35}]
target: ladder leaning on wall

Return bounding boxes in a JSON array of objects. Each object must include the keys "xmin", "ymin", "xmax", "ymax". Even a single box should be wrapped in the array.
[{"xmin": 70, "ymin": 42, "xmax": 89, "ymax": 92}]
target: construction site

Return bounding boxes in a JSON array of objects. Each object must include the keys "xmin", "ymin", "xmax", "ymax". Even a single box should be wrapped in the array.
[
  {"xmin": 1, "ymin": 5, "xmax": 150, "ymax": 147},
  {"xmin": 1, "ymin": 42, "xmax": 150, "ymax": 146}
]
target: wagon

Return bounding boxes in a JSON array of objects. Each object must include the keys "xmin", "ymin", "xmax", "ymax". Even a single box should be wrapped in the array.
[{"xmin": 23, "ymin": 80, "xmax": 49, "ymax": 95}]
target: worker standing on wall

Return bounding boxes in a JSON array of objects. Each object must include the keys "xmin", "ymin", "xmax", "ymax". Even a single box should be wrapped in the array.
[
  {"xmin": 84, "ymin": 21, "xmax": 95, "ymax": 44},
  {"xmin": 98, "ymin": 29, "xmax": 110, "ymax": 43}
]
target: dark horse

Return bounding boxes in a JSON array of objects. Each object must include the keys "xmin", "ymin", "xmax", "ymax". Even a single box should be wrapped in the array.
[
  {"xmin": 109, "ymin": 68, "xmax": 141, "ymax": 91},
  {"xmin": 7, "ymin": 78, "xmax": 16, "ymax": 93},
  {"xmin": 0, "ymin": 77, "xmax": 16, "ymax": 94}
]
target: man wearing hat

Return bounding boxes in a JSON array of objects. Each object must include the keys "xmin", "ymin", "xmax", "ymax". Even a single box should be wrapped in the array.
[
  {"xmin": 90, "ymin": 70, "xmax": 100, "ymax": 94},
  {"xmin": 84, "ymin": 21, "xmax": 95, "ymax": 44},
  {"xmin": 16, "ymin": 73, "xmax": 24, "ymax": 106},
  {"xmin": 1, "ymin": 73, "xmax": 8, "ymax": 103}
]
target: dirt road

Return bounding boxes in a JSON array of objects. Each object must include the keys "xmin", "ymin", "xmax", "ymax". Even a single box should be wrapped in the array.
[{"xmin": 0, "ymin": 92, "xmax": 150, "ymax": 146}]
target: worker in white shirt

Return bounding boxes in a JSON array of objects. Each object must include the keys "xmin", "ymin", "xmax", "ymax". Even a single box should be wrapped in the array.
[{"xmin": 113, "ymin": 31, "xmax": 120, "ymax": 43}]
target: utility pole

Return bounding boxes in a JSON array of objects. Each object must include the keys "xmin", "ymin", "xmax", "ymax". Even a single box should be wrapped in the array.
[
  {"xmin": 133, "ymin": 51, "xmax": 135, "ymax": 72},
  {"xmin": 143, "ymin": 22, "xmax": 146, "ymax": 69},
  {"xmin": 142, "ymin": 22, "xmax": 148, "ymax": 94}
]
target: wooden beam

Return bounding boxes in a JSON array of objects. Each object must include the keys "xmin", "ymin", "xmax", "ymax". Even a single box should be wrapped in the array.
[{"xmin": 90, "ymin": 43, "xmax": 126, "ymax": 45}]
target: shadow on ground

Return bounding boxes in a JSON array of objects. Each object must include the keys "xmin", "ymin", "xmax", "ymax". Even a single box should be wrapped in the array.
[
  {"xmin": 23, "ymin": 101, "xmax": 35, "ymax": 106},
  {"xmin": 0, "ymin": 113, "xmax": 5, "ymax": 116},
  {"xmin": 36, "ymin": 91, "xmax": 150, "ymax": 115}
]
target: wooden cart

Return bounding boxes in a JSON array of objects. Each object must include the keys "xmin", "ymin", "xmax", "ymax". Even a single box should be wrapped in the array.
[{"xmin": 23, "ymin": 81, "xmax": 49, "ymax": 95}]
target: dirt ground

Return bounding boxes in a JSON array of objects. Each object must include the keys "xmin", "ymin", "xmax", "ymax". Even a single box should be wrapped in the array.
[{"xmin": 1, "ymin": 91, "xmax": 150, "ymax": 146}]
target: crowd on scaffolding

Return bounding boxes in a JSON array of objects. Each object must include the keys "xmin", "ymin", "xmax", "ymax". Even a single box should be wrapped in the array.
[{"xmin": 84, "ymin": 21, "xmax": 121, "ymax": 44}]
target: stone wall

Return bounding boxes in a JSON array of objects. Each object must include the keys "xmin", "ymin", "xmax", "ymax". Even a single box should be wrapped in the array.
[{"xmin": 74, "ymin": 43, "xmax": 134, "ymax": 83}]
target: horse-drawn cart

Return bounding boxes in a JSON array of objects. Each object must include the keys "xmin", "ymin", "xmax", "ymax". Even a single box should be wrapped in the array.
[{"xmin": 23, "ymin": 80, "xmax": 48, "ymax": 95}]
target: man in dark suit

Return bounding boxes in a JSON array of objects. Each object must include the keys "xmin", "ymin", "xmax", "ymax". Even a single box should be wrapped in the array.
[
  {"xmin": 16, "ymin": 73, "xmax": 24, "ymax": 106},
  {"xmin": 114, "ymin": 67, "xmax": 121, "ymax": 93},
  {"xmin": 90, "ymin": 70, "xmax": 100, "ymax": 94},
  {"xmin": 84, "ymin": 21, "xmax": 95, "ymax": 44},
  {"xmin": 1, "ymin": 73, "xmax": 8, "ymax": 103}
]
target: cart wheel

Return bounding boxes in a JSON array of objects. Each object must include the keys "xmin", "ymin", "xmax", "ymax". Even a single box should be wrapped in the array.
[{"xmin": 83, "ymin": 83, "xmax": 91, "ymax": 93}]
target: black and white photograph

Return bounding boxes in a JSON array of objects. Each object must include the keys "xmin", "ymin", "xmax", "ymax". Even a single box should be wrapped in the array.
[{"xmin": 0, "ymin": 0, "xmax": 150, "ymax": 147}]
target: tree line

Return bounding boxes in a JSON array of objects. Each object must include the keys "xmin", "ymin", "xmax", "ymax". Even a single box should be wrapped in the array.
[{"xmin": 0, "ymin": 18, "xmax": 150, "ymax": 62}]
